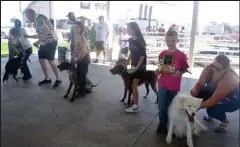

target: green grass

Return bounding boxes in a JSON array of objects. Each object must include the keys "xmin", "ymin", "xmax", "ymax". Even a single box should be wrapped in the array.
[{"xmin": 1, "ymin": 42, "xmax": 70, "ymax": 57}]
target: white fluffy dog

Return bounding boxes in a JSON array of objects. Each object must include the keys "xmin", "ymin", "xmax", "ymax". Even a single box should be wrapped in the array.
[{"xmin": 166, "ymin": 93, "xmax": 208, "ymax": 147}]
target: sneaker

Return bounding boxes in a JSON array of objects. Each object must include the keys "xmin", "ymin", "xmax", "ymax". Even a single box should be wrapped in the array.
[
  {"xmin": 93, "ymin": 59, "xmax": 99, "ymax": 63},
  {"xmin": 38, "ymin": 79, "xmax": 52, "ymax": 85},
  {"xmin": 22, "ymin": 75, "xmax": 32, "ymax": 81},
  {"xmin": 125, "ymin": 105, "xmax": 140, "ymax": 113},
  {"xmin": 102, "ymin": 60, "xmax": 107, "ymax": 64},
  {"xmin": 156, "ymin": 123, "xmax": 168, "ymax": 135},
  {"xmin": 52, "ymin": 80, "xmax": 62, "ymax": 89}
]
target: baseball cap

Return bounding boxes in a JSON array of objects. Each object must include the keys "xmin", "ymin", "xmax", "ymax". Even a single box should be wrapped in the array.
[
  {"xmin": 66, "ymin": 12, "xmax": 75, "ymax": 17},
  {"xmin": 98, "ymin": 15, "xmax": 104, "ymax": 19}
]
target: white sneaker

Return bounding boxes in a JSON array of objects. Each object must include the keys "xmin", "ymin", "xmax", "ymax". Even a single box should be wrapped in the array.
[{"xmin": 125, "ymin": 105, "xmax": 140, "ymax": 113}]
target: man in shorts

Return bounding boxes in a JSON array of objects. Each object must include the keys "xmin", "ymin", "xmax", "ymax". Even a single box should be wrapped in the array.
[
  {"xmin": 93, "ymin": 15, "xmax": 109, "ymax": 63},
  {"xmin": 24, "ymin": 8, "xmax": 62, "ymax": 88}
]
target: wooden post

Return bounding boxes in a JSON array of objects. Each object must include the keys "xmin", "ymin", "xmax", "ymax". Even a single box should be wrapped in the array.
[{"xmin": 188, "ymin": 1, "xmax": 199, "ymax": 72}]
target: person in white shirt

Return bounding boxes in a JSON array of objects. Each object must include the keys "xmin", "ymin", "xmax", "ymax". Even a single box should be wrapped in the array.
[
  {"xmin": 8, "ymin": 19, "xmax": 32, "ymax": 80},
  {"xmin": 118, "ymin": 25, "xmax": 130, "ymax": 59},
  {"xmin": 93, "ymin": 15, "xmax": 109, "ymax": 63}
]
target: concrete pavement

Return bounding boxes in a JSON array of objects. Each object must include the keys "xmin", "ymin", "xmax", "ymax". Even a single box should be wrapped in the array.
[{"xmin": 1, "ymin": 55, "xmax": 239, "ymax": 147}]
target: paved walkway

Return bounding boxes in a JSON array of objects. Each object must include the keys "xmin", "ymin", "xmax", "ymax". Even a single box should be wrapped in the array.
[{"xmin": 1, "ymin": 56, "xmax": 239, "ymax": 147}]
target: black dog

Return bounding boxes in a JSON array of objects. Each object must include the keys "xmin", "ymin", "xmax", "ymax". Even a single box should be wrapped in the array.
[
  {"xmin": 57, "ymin": 61, "xmax": 100, "ymax": 102},
  {"xmin": 109, "ymin": 60, "xmax": 158, "ymax": 106},
  {"xmin": 3, "ymin": 53, "xmax": 23, "ymax": 83}
]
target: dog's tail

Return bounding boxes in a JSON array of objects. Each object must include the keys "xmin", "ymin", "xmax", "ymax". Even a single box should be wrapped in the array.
[
  {"xmin": 2, "ymin": 72, "xmax": 9, "ymax": 83},
  {"xmin": 91, "ymin": 80, "xmax": 101, "ymax": 87},
  {"xmin": 193, "ymin": 120, "xmax": 209, "ymax": 135}
]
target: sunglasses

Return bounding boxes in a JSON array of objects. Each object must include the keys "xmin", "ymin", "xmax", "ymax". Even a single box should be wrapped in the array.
[{"xmin": 211, "ymin": 64, "xmax": 222, "ymax": 71}]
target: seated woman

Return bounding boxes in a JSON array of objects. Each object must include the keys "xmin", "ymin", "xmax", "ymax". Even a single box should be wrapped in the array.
[{"xmin": 191, "ymin": 55, "xmax": 239, "ymax": 133}]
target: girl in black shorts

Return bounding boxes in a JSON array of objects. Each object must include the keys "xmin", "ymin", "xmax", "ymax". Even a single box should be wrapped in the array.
[{"xmin": 124, "ymin": 22, "xmax": 147, "ymax": 113}]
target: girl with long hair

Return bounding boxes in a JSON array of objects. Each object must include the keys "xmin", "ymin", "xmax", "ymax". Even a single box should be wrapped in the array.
[{"xmin": 124, "ymin": 22, "xmax": 147, "ymax": 113}]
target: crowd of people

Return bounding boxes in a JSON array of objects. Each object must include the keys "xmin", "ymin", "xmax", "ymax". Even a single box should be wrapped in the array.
[{"xmin": 7, "ymin": 8, "xmax": 239, "ymax": 134}]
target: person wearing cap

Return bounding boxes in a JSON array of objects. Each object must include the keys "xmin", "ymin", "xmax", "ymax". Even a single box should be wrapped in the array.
[
  {"xmin": 8, "ymin": 19, "xmax": 33, "ymax": 81},
  {"xmin": 66, "ymin": 12, "xmax": 77, "ymax": 61},
  {"xmin": 93, "ymin": 15, "xmax": 109, "ymax": 63},
  {"xmin": 24, "ymin": 8, "xmax": 62, "ymax": 88}
]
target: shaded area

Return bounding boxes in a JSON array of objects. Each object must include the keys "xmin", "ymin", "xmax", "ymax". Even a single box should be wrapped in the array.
[{"xmin": 1, "ymin": 56, "xmax": 239, "ymax": 147}]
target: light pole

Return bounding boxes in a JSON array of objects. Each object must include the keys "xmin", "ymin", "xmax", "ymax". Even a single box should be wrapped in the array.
[
  {"xmin": 106, "ymin": 1, "xmax": 113, "ymax": 62},
  {"xmin": 188, "ymin": 1, "xmax": 199, "ymax": 72}
]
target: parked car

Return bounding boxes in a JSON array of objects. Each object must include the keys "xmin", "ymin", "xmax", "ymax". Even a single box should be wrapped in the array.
[{"xmin": 1, "ymin": 26, "xmax": 12, "ymax": 39}]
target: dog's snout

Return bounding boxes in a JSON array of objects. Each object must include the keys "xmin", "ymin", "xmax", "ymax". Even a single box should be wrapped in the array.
[{"xmin": 191, "ymin": 112, "xmax": 196, "ymax": 116}]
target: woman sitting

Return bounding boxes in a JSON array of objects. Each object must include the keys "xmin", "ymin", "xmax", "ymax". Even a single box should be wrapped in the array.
[{"xmin": 191, "ymin": 55, "xmax": 239, "ymax": 133}]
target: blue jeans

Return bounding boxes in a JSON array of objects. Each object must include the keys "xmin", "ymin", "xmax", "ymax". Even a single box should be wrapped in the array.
[
  {"xmin": 158, "ymin": 87, "xmax": 178, "ymax": 124},
  {"xmin": 199, "ymin": 85, "xmax": 240, "ymax": 121}
]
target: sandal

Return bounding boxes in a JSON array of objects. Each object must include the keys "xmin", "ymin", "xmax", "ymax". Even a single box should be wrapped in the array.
[
  {"xmin": 214, "ymin": 122, "xmax": 229, "ymax": 133},
  {"xmin": 203, "ymin": 116, "xmax": 213, "ymax": 122}
]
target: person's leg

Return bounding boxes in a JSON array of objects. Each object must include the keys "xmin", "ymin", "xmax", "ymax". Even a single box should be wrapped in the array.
[
  {"xmin": 21, "ymin": 47, "xmax": 32, "ymax": 80},
  {"xmin": 156, "ymin": 87, "xmax": 169, "ymax": 135},
  {"xmin": 77, "ymin": 54, "xmax": 90, "ymax": 96},
  {"xmin": 94, "ymin": 42, "xmax": 100, "ymax": 63},
  {"xmin": 164, "ymin": 90, "xmax": 178, "ymax": 123},
  {"xmin": 102, "ymin": 42, "xmax": 106, "ymax": 62},
  {"xmin": 47, "ymin": 41, "xmax": 62, "ymax": 88},
  {"xmin": 38, "ymin": 45, "xmax": 52, "ymax": 85},
  {"xmin": 125, "ymin": 72, "xmax": 141, "ymax": 113},
  {"xmin": 206, "ymin": 91, "xmax": 240, "ymax": 133},
  {"xmin": 206, "ymin": 104, "xmax": 229, "ymax": 133}
]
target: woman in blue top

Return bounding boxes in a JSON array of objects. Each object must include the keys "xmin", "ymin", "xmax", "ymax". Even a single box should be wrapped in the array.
[{"xmin": 124, "ymin": 22, "xmax": 147, "ymax": 113}]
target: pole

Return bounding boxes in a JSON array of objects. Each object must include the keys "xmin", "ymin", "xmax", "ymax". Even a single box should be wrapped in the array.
[
  {"xmin": 106, "ymin": 1, "xmax": 112, "ymax": 62},
  {"xmin": 19, "ymin": 1, "xmax": 22, "ymax": 13},
  {"xmin": 188, "ymin": 1, "xmax": 199, "ymax": 72}
]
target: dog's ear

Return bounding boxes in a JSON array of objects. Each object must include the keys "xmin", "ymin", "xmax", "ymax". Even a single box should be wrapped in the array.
[{"xmin": 178, "ymin": 94, "xmax": 187, "ymax": 106}]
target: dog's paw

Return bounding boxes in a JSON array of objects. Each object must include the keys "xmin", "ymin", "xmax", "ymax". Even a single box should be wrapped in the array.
[
  {"xmin": 165, "ymin": 136, "xmax": 172, "ymax": 144},
  {"xmin": 69, "ymin": 98, "xmax": 74, "ymax": 102},
  {"xmin": 187, "ymin": 138, "xmax": 194, "ymax": 147},
  {"xmin": 143, "ymin": 96, "xmax": 147, "ymax": 98},
  {"xmin": 120, "ymin": 99, "xmax": 124, "ymax": 102},
  {"xmin": 155, "ymin": 101, "xmax": 158, "ymax": 104},
  {"xmin": 63, "ymin": 95, "xmax": 68, "ymax": 98}
]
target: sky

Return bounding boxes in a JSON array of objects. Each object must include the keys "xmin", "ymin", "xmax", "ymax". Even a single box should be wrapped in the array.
[{"xmin": 1, "ymin": 1, "xmax": 239, "ymax": 27}]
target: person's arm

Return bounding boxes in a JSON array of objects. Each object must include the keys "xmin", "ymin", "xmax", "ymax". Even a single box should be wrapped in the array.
[
  {"xmin": 173, "ymin": 54, "xmax": 189, "ymax": 76},
  {"xmin": 8, "ymin": 31, "xmax": 18, "ymax": 53},
  {"xmin": 192, "ymin": 65, "xmax": 212, "ymax": 96},
  {"xmin": 68, "ymin": 25, "xmax": 73, "ymax": 43},
  {"xmin": 105, "ymin": 24, "xmax": 109, "ymax": 42},
  {"xmin": 199, "ymin": 75, "xmax": 233, "ymax": 109},
  {"xmin": 27, "ymin": 35, "xmax": 38, "ymax": 39},
  {"xmin": 135, "ymin": 43, "xmax": 146, "ymax": 70}
]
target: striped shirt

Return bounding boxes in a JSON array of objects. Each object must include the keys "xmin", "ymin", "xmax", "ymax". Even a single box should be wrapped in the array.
[{"xmin": 35, "ymin": 14, "xmax": 58, "ymax": 45}]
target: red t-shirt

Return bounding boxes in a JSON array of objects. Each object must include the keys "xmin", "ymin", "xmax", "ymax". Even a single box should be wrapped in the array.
[{"xmin": 158, "ymin": 49, "xmax": 189, "ymax": 91}]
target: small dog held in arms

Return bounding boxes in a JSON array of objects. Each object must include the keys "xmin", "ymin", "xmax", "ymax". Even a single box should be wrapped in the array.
[
  {"xmin": 3, "ymin": 53, "xmax": 23, "ymax": 83},
  {"xmin": 57, "ymin": 61, "xmax": 100, "ymax": 102},
  {"xmin": 109, "ymin": 59, "xmax": 158, "ymax": 106},
  {"xmin": 166, "ymin": 93, "xmax": 208, "ymax": 147}
]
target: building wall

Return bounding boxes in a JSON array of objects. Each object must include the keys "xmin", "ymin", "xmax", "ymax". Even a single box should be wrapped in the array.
[{"xmin": 203, "ymin": 25, "xmax": 224, "ymax": 35}]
